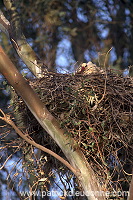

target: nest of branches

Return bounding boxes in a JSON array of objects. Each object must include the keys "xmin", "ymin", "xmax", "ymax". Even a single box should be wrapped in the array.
[{"xmin": 13, "ymin": 70, "xmax": 133, "ymax": 191}]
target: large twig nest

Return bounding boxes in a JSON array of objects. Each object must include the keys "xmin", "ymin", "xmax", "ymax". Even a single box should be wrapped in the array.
[{"xmin": 13, "ymin": 69, "xmax": 133, "ymax": 190}]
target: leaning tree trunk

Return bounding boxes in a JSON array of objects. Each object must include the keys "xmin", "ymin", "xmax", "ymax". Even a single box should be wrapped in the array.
[{"xmin": 0, "ymin": 47, "xmax": 105, "ymax": 200}]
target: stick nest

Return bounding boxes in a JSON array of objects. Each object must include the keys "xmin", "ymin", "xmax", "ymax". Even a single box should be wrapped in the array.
[{"xmin": 13, "ymin": 70, "xmax": 133, "ymax": 190}]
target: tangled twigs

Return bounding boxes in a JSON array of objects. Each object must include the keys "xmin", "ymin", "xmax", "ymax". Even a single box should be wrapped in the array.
[
  {"xmin": 10, "ymin": 69, "xmax": 133, "ymax": 194},
  {"xmin": 0, "ymin": 109, "xmax": 79, "ymax": 176}
]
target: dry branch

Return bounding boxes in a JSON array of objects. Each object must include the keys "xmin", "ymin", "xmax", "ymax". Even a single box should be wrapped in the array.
[{"xmin": 0, "ymin": 109, "xmax": 77, "ymax": 175}]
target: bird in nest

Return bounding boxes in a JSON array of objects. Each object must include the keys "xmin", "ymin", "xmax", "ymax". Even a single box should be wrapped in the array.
[{"xmin": 76, "ymin": 61, "xmax": 104, "ymax": 75}]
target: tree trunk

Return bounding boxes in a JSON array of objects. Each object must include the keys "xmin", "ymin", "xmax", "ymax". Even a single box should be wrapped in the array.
[{"xmin": 0, "ymin": 46, "xmax": 106, "ymax": 200}]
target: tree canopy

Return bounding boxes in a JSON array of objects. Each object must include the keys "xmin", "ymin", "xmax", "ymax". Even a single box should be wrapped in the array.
[{"xmin": 0, "ymin": 0, "xmax": 133, "ymax": 74}]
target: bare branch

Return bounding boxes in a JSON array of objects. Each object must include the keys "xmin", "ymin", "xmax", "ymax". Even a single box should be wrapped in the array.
[
  {"xmin": 0, "ymin": 152, "xmax": 13, "ymax": 170},
  {"xmin": 0, "ymin": 109, "xmax": 78, "ymax": 176},
  {"xmin": 1, "ymin": 167, "xmax": 24, "ymax": 200},
  {"xmin": 0, "ymin": 10, "xmax": 10, "ymax": 37},
  {"xmin": 0, "ymin": 2, "xmax": 47, "ymax": 78}
]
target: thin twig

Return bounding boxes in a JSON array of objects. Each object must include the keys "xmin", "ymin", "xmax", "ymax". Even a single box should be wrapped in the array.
[{"xmin": 0, "ymin": 109, "xmax": 79, "ymax": 176}]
